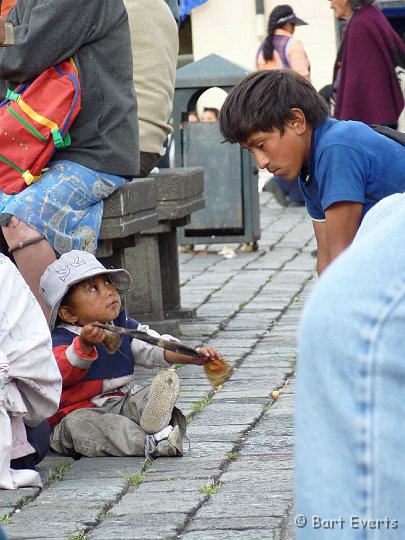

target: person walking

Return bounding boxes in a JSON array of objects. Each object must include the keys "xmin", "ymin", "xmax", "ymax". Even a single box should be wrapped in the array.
[{"xmin": 256, "ymin": 4, "xmax": 308, "ymax": 206}]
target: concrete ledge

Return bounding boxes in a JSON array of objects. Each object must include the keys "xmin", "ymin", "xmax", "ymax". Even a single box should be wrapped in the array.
[
  {"xmin": 151, "ymin": 167, "xmax": 205, "ymax": 222},
  {"xmin": 102, "ymin": 177, "xmax": 157, "ymax": 218}
]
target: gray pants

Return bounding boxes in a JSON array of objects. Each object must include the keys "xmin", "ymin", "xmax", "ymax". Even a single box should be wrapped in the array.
[{"xmin": 51, "ymin": 386, "xmax": 153, "ymax": 457}]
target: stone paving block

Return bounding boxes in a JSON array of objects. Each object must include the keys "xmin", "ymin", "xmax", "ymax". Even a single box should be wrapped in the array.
[
  {"xmin": 219, "ymin": 469, "xmax": 293, "ymax": 492},
  {"xmin": 212, "ymin": 329, "xmax": 266, "ymax": 340},
  {"xmin": 251, "ymin": 423, "xmax": 294, "ymax": 438},
  {"xmin": 191, "ymin": 403, "xmax": 263, "ymax": 426},
  {"xmin": 3, "ymin": 511, "xmax": 93, "ymax": 539},
  {"xmin": 88, "ymin": 513, "xmax": 188, "ymax": 540},
  {"xmin": 142, "ymin": 467, "xmax": 221, "ymax": 482},
  {"xmin": 135, "ymin": 478, "xmax": 205, "ymax": 493},
  {"xmin": 186, "ymin": 423, "xmax": 247, "ymax": 442},
  {"xmin": 186, "ymin": 515, "xmax": 284, "ymax": 532},
  {"xmin": 232, "ymin": 457, "xmax": 294, "ymax": 470},
  {"xmin": 62, "ymin": 456, "xmax": 144, "ymax": 481},
  {"xmin": 229, "ymin": 367, "xmax": 289, "ymax": 383},
  {"xmin": 34, "ymin": 478, "xmax": 127, "ymax": 503},
  {"xmin": 106, "ymin": 490, "xmax": 203, "ymax": 516},
  {"xmin": 213, "ymin": 391, "xmax": 270, "ymax": 402},
  {"xmin": 2, "ymin": 528, "xmax": 74, "ymax": 540},
  {"xmin": 177, "ymin": 322, "xmax": 219, "ymax": 337},
  {"xmin": 0, "ymin": 487, "xmax": 39, "ymax": 513},
  {"xmin": 194, "ymin": 492, "xmax": 291, "ymax": 518},
  {"xmin": 239, "ymin": 360, "xmax": 294, "ymax": 371},
  {"xmin": 241, "ymin": 436, "xmax": 294, "ymax": 455}
]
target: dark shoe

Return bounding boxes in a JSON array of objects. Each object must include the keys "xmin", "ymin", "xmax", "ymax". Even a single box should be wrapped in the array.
[{"xmin": 263, "ymin": 178, "xmax": 289, "ymax": 207}]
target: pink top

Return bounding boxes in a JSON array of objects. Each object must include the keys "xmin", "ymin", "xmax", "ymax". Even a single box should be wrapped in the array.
[{"xmin": 256, "ymin": 28, "xmax": 311, "ymax": 81}]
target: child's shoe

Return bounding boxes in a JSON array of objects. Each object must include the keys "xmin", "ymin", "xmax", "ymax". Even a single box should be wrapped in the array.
[
  {"xmin": 140, "ymin": 369, "xmax": 180, "ymax": 434},
  {"xmin": 145, "ymin": 425, "xmax": 183, "ymax": 459}
]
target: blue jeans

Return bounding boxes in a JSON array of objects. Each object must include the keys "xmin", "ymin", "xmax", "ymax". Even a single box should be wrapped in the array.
[{"xmin": 295, "ymin": 194, "xmax": 405, "ymax": 538}]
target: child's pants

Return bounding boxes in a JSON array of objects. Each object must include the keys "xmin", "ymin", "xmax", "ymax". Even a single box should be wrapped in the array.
[{"xmin": 51, "ymin": 386, "xmax": 154, "ymax": 457}]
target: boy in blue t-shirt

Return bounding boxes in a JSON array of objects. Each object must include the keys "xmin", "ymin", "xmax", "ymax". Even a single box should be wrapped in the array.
[{"xmin": 218, "ymin": 69, "xmax": 405, "ymax": 274}]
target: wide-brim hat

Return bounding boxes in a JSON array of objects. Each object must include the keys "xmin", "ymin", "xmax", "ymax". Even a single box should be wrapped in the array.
[
  {"xmin": 40, "ymin": 250, "xmax": 132, "ymax": 329},
  {"xmin": 273, "ymin": 5, "xmax": 308, "ymax": 27}
]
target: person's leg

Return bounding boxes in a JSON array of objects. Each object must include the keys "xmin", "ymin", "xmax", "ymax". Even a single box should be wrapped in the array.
[
  {"xmin": 262, "ymin": 176, "xmax": 289, "ymax": 207},
  {"xmin": 156, "ymin": 138, "xmax": 170, "ymax": 169},
  {"xmin": 285, "ymin": 178, "xmax": 305, "ymax": 206},
  {"xmin": 50, "ymin": 408, "xmax": 146, "ymax": 457},
  {"xmin": 2, "ymin": 218, "xmax": 56, "ymax": 318},
  {"xmin": 138, "ymin": 151, "xmax": 161, "ymax": 177},
  {"xmin": 119, "ymin": 370, "xmax": 180, "ymax": 435},
  {"xmin": 295, "ymin": 196, "xmax": 405, "ymax": 537},
  {"xmin": 10, "ymin": 421, "xmax": 51, "ymax": 470}
]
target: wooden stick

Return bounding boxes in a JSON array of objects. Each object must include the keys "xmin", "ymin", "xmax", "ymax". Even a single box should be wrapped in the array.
[{"xmin": 92, "ymin": 322, "xmax": 204, "ymax": 358}]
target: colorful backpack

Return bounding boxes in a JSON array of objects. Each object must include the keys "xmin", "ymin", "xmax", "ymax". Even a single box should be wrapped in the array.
[{"xmin": 0, "ymin": 58, "xmax": 81, "ymax": 195}]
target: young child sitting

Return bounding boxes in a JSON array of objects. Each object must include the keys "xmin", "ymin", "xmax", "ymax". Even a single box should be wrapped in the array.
[
  {"xmin": 39, "ymin": 250, "xmax": 223, "ymax": 460},
  {"xmin": 218, "ymin": 69, "xmax": 405, "ymax": 274}
]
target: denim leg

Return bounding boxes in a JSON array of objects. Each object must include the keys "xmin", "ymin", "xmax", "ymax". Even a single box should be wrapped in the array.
[
  {"xmin": 285, "ymin": 178, "xmax": 304, "ymax": 204},
  {"xmin": 271, "ymin": 175, "xmax": 289, "ymax": 195},
  {"xmin": 296, "ymin": 197, "xmax": 405, "ymax": 538}
]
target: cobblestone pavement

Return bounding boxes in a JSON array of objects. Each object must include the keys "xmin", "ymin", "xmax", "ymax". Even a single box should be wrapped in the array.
[{"xmin": 1, "ymin": 191, "xmax": 316, "ymax": 540}]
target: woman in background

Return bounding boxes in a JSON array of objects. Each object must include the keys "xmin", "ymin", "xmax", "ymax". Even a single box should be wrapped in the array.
[
  {"xmin": 330, "ymin": 0, "xmax": 405, "ymax": 129},
  {"xmin": 256, "ymin": 4, "xmax": 309, "ymax": 206}
]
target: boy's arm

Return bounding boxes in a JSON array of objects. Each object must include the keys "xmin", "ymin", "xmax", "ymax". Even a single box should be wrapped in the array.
[
  {"xmin": 314, "ymin": 201, "xmax": 363, "ymax": 275},
  {"xmin": 313, "ymin": 220, "xmax": 330, "ymax": 275},
  {"xmin": 132, "ymin": 324, "xmax": 223, "ymax": 367},
  {"xmin": 325, "ymin": 201, "xmax": 363, "ymax": 262}
]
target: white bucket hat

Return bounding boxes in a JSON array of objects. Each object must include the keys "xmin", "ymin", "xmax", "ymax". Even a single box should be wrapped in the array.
[{"xmin": 40, "ymin": 250, "xmax": 131, "ymax": 329}]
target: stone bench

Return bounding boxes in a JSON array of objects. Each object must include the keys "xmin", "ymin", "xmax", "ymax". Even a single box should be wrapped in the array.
[
  {"xmin": 98, "ymin": 167, "xmax": 204, "ymax": 332},
  {"xmin": 141, "ymin": 167, "xmax": 205, "ymax": 321},
  {"xmin": 96, "ymin": 177, "xmax": 158, "ymax": 258}
]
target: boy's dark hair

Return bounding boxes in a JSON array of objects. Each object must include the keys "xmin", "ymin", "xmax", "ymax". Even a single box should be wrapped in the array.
[{"xmin": 219, "ymin": 69, "xmax": 329, "ymax": 144}]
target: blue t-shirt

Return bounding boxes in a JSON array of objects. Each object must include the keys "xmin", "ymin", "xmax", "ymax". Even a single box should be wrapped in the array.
[{"xmin": 299, "ymin": 118, "xmax": 405, "ymax": 221}]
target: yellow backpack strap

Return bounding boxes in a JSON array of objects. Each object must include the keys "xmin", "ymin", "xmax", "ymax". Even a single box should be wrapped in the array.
[{"xmin": 17, "ymin": 98, "xmax": 59, "ymax": 132}]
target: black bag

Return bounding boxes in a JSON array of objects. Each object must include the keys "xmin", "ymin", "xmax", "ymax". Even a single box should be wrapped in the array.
[{"xmin": 371, "ymin": 124, "xmax": 405, "ymax": 146}]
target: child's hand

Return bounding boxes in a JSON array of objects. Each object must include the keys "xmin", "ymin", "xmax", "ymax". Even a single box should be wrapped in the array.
[
  {"xmin": 79, "ymin": 323, "xmax": 106, "ymax": 354},
  {"xmin": 194, "ymin": 347, "xmax": 223, "ymax": 366}
]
